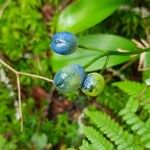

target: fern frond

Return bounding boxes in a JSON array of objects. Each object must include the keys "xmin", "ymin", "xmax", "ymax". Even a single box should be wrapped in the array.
[
  {"xmin": 142, "ymin": 88, "xmax": 150, "ymax": 114},
  {"xmin": 85, "ymin": 110, "xmax": 138, "ymax": 150},
  {"xmin": 119, "ymin": 97, "xmax": 150, "ymax": 149},
  {"xmin": 79, "ymin": 140, "xmax": 94, "ymax": 150},
  {"xmin": 144, "ymin": 87, "xmax": 150, "ymax": 98},
  {"xmin": 142, "ymin": 102, "xmax": 150, "ymax": 114},
  {"xmin": 119, "ymin": 97, "xmax": 139, "ymax": 114},
  {"xmin": 83, "ymin": 126, "xmax": 114, "ymax": 150},
  {"xmin": 113, "ymin": 81, "xmax": 145, "ymax": 96}
]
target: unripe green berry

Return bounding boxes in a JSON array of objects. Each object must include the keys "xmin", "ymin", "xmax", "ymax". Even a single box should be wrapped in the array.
[
  {"xmin": 81, "ymin": 73, "xmax": 105, "ymax": 96},
  {"xmin": 53, "ymin": 64, "xmax": 86, "ymax": 93}
]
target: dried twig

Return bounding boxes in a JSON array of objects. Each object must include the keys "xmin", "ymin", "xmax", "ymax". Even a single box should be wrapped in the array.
[{"xmin": 0, "ymin": 59, "xmax": 53, "ymax": 131}]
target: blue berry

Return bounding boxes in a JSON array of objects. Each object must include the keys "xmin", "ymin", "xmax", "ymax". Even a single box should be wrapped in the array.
[
  {"xmin": 53, "ymin": 64, "xmax": 86, "ymax": 93},
  {"xmin": 50, "ymin": 32, "xmax": 78, "ymax": 55},
  {"xmin": 81, "ymin": 73, "xmax": 105, "ymax": 96}
]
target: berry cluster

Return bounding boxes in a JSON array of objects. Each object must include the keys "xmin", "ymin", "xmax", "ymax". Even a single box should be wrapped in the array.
[{"xmin": 50, "ymin": 32, "xmax": 105, "ymax": 96}]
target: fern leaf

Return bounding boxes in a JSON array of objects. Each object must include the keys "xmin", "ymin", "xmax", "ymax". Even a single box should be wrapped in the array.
[
  {"xmin": 142, "ymin": 89, "xmax": 150, "ymax": 114},
  {"xmin": 143, "ymin": 102, "xmax": 150, "ymax": 114},
  {"xmin": 113, "ymin": 81, "xmax": 145, "ymax": 96},
  {"xmin": 144, "ymin": 87, "xmax": 150, "ymax": 98},
  {"xmin": 85, "ymin": 110, "xmax": 136, "ymax": 150},
  {"xmin": 119, "ymin": 97, "xmax": 139, "ymax": 115},
  {"xmin": 83, "ymin": 126, "xmax": 114, "ymax": 150},
  {"xmin": 119, "ymin": 97, "xmax": 150, "ymax": 149},
  {"xmin": 141, "ymin": 88, "xmax": 150, "ymax": 115},
  {"xmin": 79, "ymin": 140, "xmax": 94, "ymax": 150}
]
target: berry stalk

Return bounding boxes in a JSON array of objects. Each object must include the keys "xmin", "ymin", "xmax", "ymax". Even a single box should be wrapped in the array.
[{"xmin": 83, "ymin": 47, "xmax": 150, "ymax": 69}]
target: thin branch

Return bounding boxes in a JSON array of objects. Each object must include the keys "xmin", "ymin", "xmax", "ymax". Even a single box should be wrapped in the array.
[
  {"xmin": 16, "ymin": 73, "xmax": 23, "ymax": 131},
  {"xmin": 0, "ymin": 59, "xmax": 53, "ymax": 83},
  {"xmin": 0, "ymin": 59, "xmax": 18, "ymax": 74},
  {"xmin": 0, "ymin": 58, "xmax": 53, "ymax": 132},
  {"xmin": 18, "ymin": 72, "xmax": 53, "ymax": 83}
]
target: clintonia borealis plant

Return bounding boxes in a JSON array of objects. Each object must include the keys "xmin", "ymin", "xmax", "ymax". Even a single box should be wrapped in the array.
[
  {"xmin": 1, "ymin": 0, "xmax": 150, "ymax": 149},
  {"xmin": 50, "ymin": 31, "xmax": 150, "ymax": 97},
  {"xmin": 51, "ymin": 31, "xmax": 106, "ymax": 96}
]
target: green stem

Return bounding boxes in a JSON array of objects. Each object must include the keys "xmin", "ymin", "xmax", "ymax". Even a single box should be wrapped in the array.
[
  {"xmin": 83, "ymin": 48, "xmax": 150, "ymax": 69},
  {"xmin": 100, "ymin": 55, "xmax": 110, "ymax": 74},
  {"xmin": 83, "ymin": 52, "xmax": 109, "ymax": 69}
]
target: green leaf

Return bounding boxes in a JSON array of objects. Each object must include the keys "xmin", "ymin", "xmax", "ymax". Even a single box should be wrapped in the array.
[
  {"xmin": 51, "ymin": 34, "xmax": 137, "ymax": 72},
  {"xmin": 85, "ymin": 110, "xmax": 135, "ymax": 149},
  {"xmin": 113, "ymin": 81, "xmax": 145, "ymax": 96},
  {"xmin": 83, "ymin": 126, "xmax": 114, "ymax": 150},
  {"xmin": 56, "ymin": 0, "xmax": 128, "ymax": 33},
  {"xmin": 79, "ymin": 140, "xmax": 94, "ymax": 150}
]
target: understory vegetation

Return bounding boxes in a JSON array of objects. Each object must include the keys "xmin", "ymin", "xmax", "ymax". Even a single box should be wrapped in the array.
[{"xmin": 0, "ymin": 0, "xmax": 150, "ymax": 149}]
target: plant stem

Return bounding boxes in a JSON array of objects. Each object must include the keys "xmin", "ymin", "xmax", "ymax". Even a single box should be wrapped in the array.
[
  {"xmin": 83, "ymin": 52, "xmax": 109, "ymax": 69},
  {"xmin": 0, "ymin": 59, "xmax": 18, "ymax": 74},
  {"xmin": 83, "ymin": 48, "xmax": 150, "ymax": 69},
  {"xmin": 18, "ymin": 72, "xmax": 53, "ymax": 83},
  {"xmin": 100, "ymin": 55, "xmax": 110, "ymax": 74},
  {"xmin": 16, "ymin": 73, "xmax": 23, "ymax": 131},
  {"xmin": 0, "ymin": 58, "xmax": 53, "ymax": 131}
]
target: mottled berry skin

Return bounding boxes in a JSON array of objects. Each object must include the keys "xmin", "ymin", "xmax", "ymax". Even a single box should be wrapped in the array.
[
  {"xmin": 81, "ymin": 73, "xmax": 105, "ymax": 96},
  {"xmin": 53, "ymin": 64, "xmax": 86, "ymax": 93},
  {"xmin": 50, "ymin": 32, "xmax": 78, "ymax": 55}
]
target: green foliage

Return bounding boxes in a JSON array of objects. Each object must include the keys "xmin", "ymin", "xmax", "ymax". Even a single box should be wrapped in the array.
[
  {"xmin": 49, "ymin": 114, "xmax": 78, "ymax": 145},
  {"xmin": 113, "ymin": 81, "xmax": 146, "ymax": 96},
  {"xmin": 0, "ymin": 0, "xmax": 48, "ymax": 60},
  {"xmin": 114, "ymin": 81, "xmax": 150, "ymax": 149},
  {"xmin": 0, "ymin": 0, "xmax": 53, "ymax": 96},
  {"xmin": 0, "ymin": 0, "xmax": 150, "ymax": 149},
  {"xmin": 71, "ymin": 81, "xmax": 150, "ymax": 150},
  {"xmin": 56, "ymin": 0, "xmax": 130, "ymax": 33},
  {"xmin": 79, "ymin": 140, "xmax": 94, "ymax": 150},
  {"xmin": 0, "ymin": 82, "xmax": 78, "ymax": 149},
  {"xmin": 85, "ymin": 110, "xmax": 137, "ymax": 150},
  {"xmin": 51, "ymin": 34, "xmax": 137, "ymax": 72},
  {"xmin": 83, "ymin": 126, "xmax": 114, "ymax": 150},
  {"xmin": 0, "ymin": 134, "xmax": 17, "ymax": 150},
  {"xmin": 96, "ymin": 85, "xmax": 128, "ymax": 113}
]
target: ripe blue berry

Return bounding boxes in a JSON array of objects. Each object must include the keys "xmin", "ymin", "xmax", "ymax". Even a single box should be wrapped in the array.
[
  {"xmin": 81, "ymin": 73, "xmax": 105, "ymax": 96},
  {"xmin": 53, "ymin": 64, "xmax": 86, "ymax": 93},
  {"xmin": 50, "ymin": 32, "xmax": 78, "ymax": 55}
]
